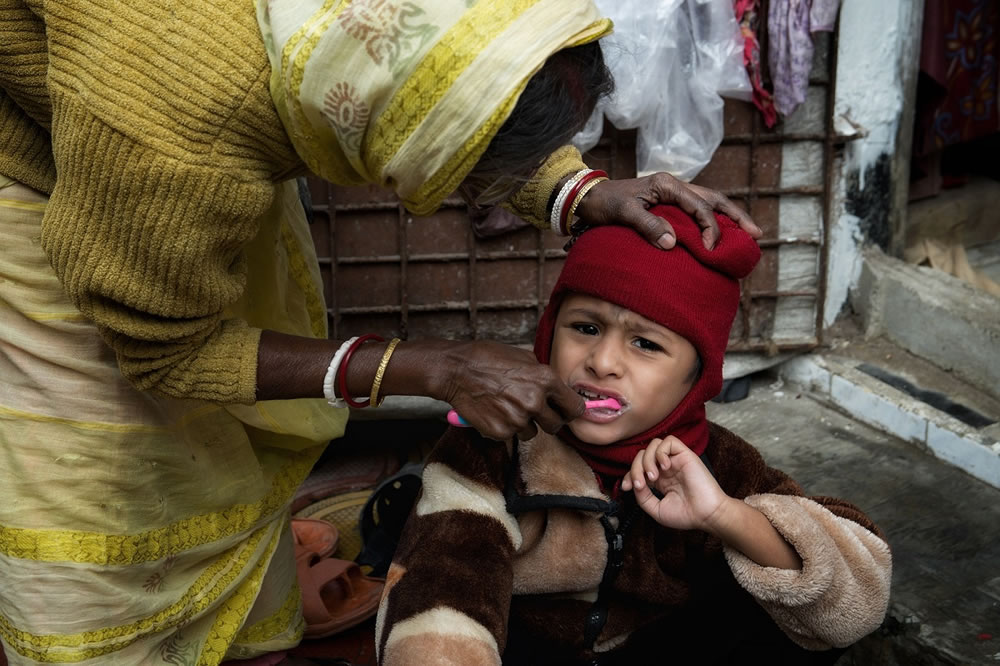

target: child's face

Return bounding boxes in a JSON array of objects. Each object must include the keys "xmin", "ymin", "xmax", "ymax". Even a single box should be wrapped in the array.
[{"xmin": 550, "ymin": 293, "xmax": 699, "ymax": 446}]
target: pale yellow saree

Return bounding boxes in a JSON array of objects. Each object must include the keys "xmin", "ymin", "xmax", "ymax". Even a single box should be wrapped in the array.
[{"xmin": 0, "ymin": 178, "xmax": 346, "ymax": 664}]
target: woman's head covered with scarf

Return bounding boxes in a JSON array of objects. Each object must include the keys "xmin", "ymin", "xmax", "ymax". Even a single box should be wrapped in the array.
[
  {"xmin": 534, "ymin": 207, "xmax": 761, "ymax": 477},
  {"xmin": 257, "ymin": 0, "xmax": 613, "ymax": 215}
]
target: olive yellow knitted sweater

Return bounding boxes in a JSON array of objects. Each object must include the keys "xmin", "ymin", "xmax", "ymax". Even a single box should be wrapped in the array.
[
  {"xmin": 0, "ymin": 0, "xmax": 305, "ymax": 404},
  {"xmin": 0, "ymin": 0, "xmax": 584, "ymax": 405}
]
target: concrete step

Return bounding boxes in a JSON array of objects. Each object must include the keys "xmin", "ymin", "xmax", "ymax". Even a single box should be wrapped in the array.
[
  {"xmin": 780, "ymin": 336, "xmax": 1000, "ymax": 490},
  {"xmin": 851, "ymin": 247, "xmax": 1000, "ymax": 403},
  {"xmin": 707, "ymin": 374, "xmax": 1000, "ymax": 665}
]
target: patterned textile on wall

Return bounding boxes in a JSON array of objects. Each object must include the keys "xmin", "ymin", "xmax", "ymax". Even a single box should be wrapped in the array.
[{"xmin": 917, "ymin": 0, "xmax": 999, "ymax": 155}]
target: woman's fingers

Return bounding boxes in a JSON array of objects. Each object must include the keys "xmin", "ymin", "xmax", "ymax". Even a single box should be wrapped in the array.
[
  {"xmin": 630, "ymin": 209, "xmax": 677, "ymax": 250},
  {"xmin": 685, "ymin": 183, "xmax": 762, "ymax": 240},
  {"xmin": 516, "ymin": 422, "xmax": 539, "ymax": 442},
  {"xmin": 546, "ymin": 379, "xmax": 588, "ymax": 424},
  {"xmin": 642, "ymin": 173, "xmax": 721, "ymax": 249},
  {"xmin": 573, "ymin": 173, "xmax": 762, "ymax": 250},
  {"xmin": 441, "ymin": 341, "xmax": 584, "ymax": 441}
]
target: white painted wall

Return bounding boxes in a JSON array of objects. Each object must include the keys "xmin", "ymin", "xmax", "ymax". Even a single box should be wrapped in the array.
[{"xmin": 822, "ymin": 0, "xmax": 922, "ymax": 328}]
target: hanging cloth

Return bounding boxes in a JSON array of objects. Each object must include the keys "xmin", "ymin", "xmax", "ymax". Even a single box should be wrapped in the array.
[
  {"xmin": 733, "ymin": 0, "xmax": 778, "ymax": 127},
  {"xmin": 768, "ymin": 0, "xmax": 841, "ymax": 117}
]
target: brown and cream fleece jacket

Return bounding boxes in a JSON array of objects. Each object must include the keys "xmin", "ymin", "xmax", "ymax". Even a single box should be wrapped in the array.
[{"xmin": 376, "ymin": 423, "xmax": 892, "ymax": 665}]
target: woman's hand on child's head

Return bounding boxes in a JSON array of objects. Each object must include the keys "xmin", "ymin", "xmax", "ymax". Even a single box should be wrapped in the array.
[
  {"xmin": 622, "ymin": 436, "xmax": 729, "ymax": 531},
  {"xmin": 574, "ymin": 173, "xmax": 762, "ymax": 250}
]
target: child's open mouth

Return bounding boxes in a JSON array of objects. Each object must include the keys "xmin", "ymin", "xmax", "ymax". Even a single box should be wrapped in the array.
[{"xmin": 577, "ymin": 389, "xmax": 626, "ymax": 423}]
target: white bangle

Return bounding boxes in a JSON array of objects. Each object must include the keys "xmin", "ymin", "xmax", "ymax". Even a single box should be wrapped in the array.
[
  {"xmin": 550, "ymin": 169, "xmax": 593, "ymax": 235},
  {"xmin": 324, "ymin": 336, "xmax": 358, "ymax": 408}
]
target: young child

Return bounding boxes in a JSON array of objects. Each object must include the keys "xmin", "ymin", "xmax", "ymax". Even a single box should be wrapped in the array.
[{"xmin": 374, "ymin": 207, "xmax": 892, "ymax": 665}]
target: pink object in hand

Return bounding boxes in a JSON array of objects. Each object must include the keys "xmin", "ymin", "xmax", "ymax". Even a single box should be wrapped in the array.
[
  {"xmin": 446, "ymin": 410, "xmax": 468, "ymax": 427},
  {"xmin": 446, "ymin": 397, "xmax": 621, "ymax": 428},
  {"xmin": 586, "ymin": 397, "xmax": 621, "ymax": 410}
]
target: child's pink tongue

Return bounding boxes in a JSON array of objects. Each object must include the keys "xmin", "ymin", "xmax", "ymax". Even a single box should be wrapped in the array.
[{"xmin": 585, "ymin": 398, "xmax": 621, "ymax": 410}]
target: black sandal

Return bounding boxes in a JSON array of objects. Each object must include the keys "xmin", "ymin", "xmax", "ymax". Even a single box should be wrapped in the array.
[{"xmin": 355, "ymin": 462, "xmax": 423, "ymax": 578}]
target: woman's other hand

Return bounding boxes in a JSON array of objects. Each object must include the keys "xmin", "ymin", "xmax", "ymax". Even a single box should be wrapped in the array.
[{"xmin": 574, "ymin": 173, "xmax": 762, "ymax": 250}]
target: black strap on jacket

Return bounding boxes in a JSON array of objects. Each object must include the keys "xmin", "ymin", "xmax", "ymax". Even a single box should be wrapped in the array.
[
  {"xmin": 504, "ymin": 439, "xmax": 620, "ymax": 516},
  {"xmin": 502, "ymin": 440, "xmax": 715, "ymax": 656},
  {"xmin": 582, "ymin": 498, "xmax": 640, "ymax": 650}
]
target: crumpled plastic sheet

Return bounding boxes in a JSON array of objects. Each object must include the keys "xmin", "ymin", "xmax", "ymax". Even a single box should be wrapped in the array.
[{"xmin": 574, "ymin": 0, "xmax": 751, "ymax": 182}]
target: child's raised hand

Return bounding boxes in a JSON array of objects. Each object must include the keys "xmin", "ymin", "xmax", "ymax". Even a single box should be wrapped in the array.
[{"xmin": 621, "ymin": 436, "xmax": 728, "ymax": 531}]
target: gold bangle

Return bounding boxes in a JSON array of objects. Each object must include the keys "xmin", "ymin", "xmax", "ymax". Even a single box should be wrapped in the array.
[
  {"xmin": 565, "ymin": 177, "xmax": 608, "ymax": 233},
  {"xmin": 369, "ymin": 338, "xmax": 401, "ymax": 407}
]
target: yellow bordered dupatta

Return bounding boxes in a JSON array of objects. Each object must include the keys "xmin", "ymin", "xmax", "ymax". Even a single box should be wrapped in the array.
[{"xmin": 256, "ymin": 0, "xmax": 612, "ymax": 216}]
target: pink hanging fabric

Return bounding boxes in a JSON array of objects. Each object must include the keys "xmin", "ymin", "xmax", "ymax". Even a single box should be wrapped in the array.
[{"xmin": 733, "ymin": 0, "xmax": 778, "ymax": 127}]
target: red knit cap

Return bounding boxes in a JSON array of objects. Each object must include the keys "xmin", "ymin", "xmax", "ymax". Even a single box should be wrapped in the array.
[{"xmin": 534, "ymin": 205, "xmax": 760, "ymax": 477}]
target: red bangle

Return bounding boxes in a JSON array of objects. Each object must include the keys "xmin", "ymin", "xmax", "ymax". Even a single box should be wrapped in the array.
[
  {"xmin": 336, "ymin": 334, "xmax": 385, "ymax": 408},
  {"xmin": 559, "ymin": 169, "xmax": 607, "ymax": 235}
]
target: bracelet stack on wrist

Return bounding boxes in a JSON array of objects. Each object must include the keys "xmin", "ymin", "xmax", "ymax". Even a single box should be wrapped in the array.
[
  {"xmin": 323, "ymin": 336, "xmax": 360, "ymax": 408},
  {"xmin": 336, "ymin": 334, "xmax": 384, "ymax": 408},
  {"xmin": 322, "ymin": 334, "xmax": 401, "ymax": 409},
  {"xmin": 550, "ymin": 169, "xmax": 591, "ymax": 235},
  {"xmin": 369, "ymin": 337, "xmax": 400, "ymax": 407},
  {"xmin": 549, "ymin": 168, "xmax": 609, "ymax": 237}
]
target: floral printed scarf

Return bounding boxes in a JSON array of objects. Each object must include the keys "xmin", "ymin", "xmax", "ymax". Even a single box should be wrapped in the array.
[{"xmin": 256, "ymin": 0, "xmax": 612, "ymax": 215}]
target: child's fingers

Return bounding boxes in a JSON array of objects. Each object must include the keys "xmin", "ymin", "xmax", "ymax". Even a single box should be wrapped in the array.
[
  {"xmin": 665, "ymin": 435, "xmax": 689, "ymax": 454},
  {"xmin": 632, "ymin": 478, "xmax": 660, "ymax": 517},
  {"xmin": 655, "ymin": 441, "xmax": 672, "ymax": 472},
  {"xmin": 625, "ymin": 449, "xmax": 647, "ymax": 491},
  {"xmin": 642, "ymin": 443, "xmax": 661, "ymax": 482}
]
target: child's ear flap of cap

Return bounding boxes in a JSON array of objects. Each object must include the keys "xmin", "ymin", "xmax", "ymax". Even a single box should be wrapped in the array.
[{"xmin": 648, "ymin": 204, "xmax": 761, "ymax": 280}]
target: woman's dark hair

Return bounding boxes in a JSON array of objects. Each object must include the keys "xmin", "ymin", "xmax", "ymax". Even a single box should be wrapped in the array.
[{"xmin": 463, "ymin": 40, "xmax": 614, "ymax": 201}]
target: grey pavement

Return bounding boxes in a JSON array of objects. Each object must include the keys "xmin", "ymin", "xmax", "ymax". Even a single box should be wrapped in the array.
[{"xmin": 707, "ymin": 374, "xmax": 1000, "ymax": 666}]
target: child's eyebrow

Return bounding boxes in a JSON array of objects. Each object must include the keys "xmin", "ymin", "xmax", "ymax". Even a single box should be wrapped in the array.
[
  {"xmin": 568, "ymin": 305, "xmax": 677, "ymax": 342},
  {"xmin": 621, "ymin": 318, "xmax": 674, "ymax": 341},
  {"xmin": 564, "ymin": 306, "xmax": 608, "ymax": 322},
  {"xmin": 613, "ymin": 309, "xmax": 681, "ymax": 343}
]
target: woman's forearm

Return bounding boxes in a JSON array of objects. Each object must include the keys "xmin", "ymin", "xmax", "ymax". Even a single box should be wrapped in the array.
[
  {"xmin": 255, "ymin": 330, "xmax": 448, "ymax": 402},
  {"xmin": 255, "ymin": 331, "xmax": 584, "ymax": 441}
]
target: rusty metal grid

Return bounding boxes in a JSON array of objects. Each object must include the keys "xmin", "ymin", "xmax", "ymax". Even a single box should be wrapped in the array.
[
  {"xmin": 306, "ymin": 194, "xmax": 564, "ymax": 342},
  {"xmin": 306, "ymin": 22, "xmax": 842, "ymax": 351},
  {"xmin": 694, "ymin": 18, "xmax": 845, "ymax": 354}
]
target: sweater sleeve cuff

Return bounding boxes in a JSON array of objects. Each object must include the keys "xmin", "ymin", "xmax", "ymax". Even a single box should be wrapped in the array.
[
  {"xmin": 117, "ymin": 319, "xmax": 262, "ymax": 405},
  {"xmin": 723, "ymin": 493, "xmax": 892, "ymax": 649},
  {"xmin": 503, "ymin": 145, "xmax": 586, "ymax": 229}
]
